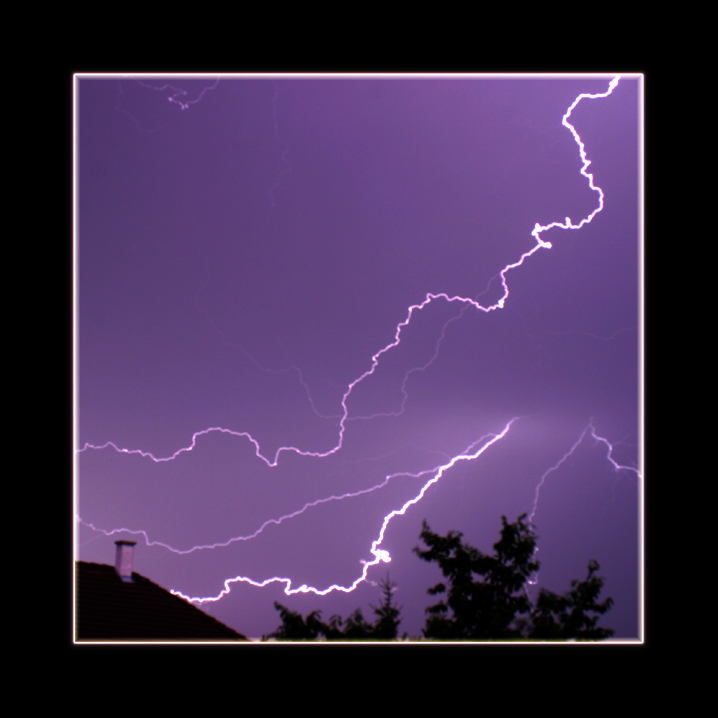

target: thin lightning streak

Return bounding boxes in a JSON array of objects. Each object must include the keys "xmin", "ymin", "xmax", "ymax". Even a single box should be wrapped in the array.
[
  {"xmin": 77, "ymin": 478, "xmax": 395, "ymax": 554},
  {"xmin": 235, "ymin": 340, "xmax": 343, "ymax": 421},
  {"xmin": 589, "ymin": 426, "xmax": 641, "ymax": 479},
  {"xmin": 525, "ymin": 419, "xmax": 640, "ymax": 588},
  {"xmin": 78, "ymin": 427, "xmax": 505, "ymax": 555},
  {"xmin": 529, "ymin": 419, "xmax": 641, "ymax": 527},
  {"xmin": 201, "ymin": 310, "xmax": 342, "ymax": 421},
  {"xmin": 132, "ymin": 77, "xmax": 221, "ymax": 110},
  {"xmin": 170, "ymin": 419, "xmax": 517, "ymax": 603},
  {"xmin": 529, "ymin": 426, "xmax": 590, "ymax": 528},
  {"xmin": 115, "ymin": 77, "xmax": 222, "ymax": 132},
  {"xmin": 349, "ymin": 300, "xmax": 469, "ymax": 421}
]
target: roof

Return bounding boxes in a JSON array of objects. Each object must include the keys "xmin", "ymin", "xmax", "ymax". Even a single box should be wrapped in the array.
[{"xmin": 76, "ymin": 562, "xmax": 248, "ymax": 641}]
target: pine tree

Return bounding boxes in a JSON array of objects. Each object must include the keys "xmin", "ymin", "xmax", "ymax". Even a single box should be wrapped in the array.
[{"xmin": 370, "ymin": 575, "xmax": 403, "ymax": 639}]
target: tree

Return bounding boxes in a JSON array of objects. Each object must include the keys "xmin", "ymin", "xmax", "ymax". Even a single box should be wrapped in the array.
[
  {"xmin": 415, "ymin": 514, "xmax": 614, "ymax": 640},
  {"xmin": 414, "ymin": 514, "xmax": 539, "ymax": 639},
  {"xmin": 265, "ymin": 603, "xmax": 333, "ymax": 640},
  {"xmin": 369, "ymin": 575, "xmax": 403, "ymax": 639},
  {"xmin": 528, "ymin": 560, "xmax": 614, "ymax": 639},
  {"xmin": 264, "ymin": 575, "xmax": 404, "ymax": 640}
]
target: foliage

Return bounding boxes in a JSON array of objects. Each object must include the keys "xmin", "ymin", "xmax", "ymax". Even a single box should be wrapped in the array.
[
  {"xmin": 370, "ymin": 574, "xmax": 403, "ymax": 639},
  {"xmin": 264, "ymin": 515, "xmax": 615, "ymax": 641},
  {"xmin": 414, "ymin": 514, "xmax": 539, "ymax": 639},
  {"xmin": 415, "ymin": 514, "xmax": 614, "ymax": 640},
  {"xmin": 528, "ymin": 560, "xmax": 615, "ymax": 639},
  {"xmin": 264, "ymin": 575, "xmax": 405, "ymax": 641}
]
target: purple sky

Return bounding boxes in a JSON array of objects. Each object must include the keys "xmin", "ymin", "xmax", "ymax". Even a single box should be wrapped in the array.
[{"xmin": 75, "ymin": 74, "xmax": 641, "ymax": 641}]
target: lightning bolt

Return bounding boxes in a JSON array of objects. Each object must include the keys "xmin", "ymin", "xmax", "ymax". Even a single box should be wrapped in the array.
[
  {"xmin": 168, "ymin": 419, "xmax": 517, "ymax": 603},
  {"xmin": 78, "ymin": 75, "xmax": 628, "ymax": 607}
]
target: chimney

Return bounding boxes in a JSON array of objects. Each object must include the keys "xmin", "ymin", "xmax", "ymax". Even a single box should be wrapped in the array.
[{"xmin": 115, "ymin": 540, "xmax": 136, "ymax": 582}]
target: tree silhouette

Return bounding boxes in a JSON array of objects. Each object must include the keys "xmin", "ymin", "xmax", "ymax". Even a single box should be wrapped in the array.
[
  {"xmin": 266, "ymin": 603, "xmax": 330, "ymax": 640},
  {"xmin": 415, "ymin": 514, "xmax": 614, "ymax": 640},
  {"xmin": 368, "ymin": 575, "xmax": 403, "ymax": 639},
  {"xmin": 264, "ymin": 575, "xmax": 404, "ymax": 640},
  {"xmin": 265, "ymin": 516, "xmax": 614, "ymax": 641},
  {"xmin": 414, "ymin": 514, "xmax": 539, "ymax": 639},
  {"xmin": 528, "ymin": 559, "xmax": 614, "ymax": 639}
]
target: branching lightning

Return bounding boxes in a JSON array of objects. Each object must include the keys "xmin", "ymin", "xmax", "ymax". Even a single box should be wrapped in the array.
[
  {"xmin": 529, "ymin": 420, "xmax": 641, "ymax": 527},
  {"xmin": 168, "ymin": 420, "xmax": 516, "ymax": 603},
  {"xmin": 79, "ymin": 76, "xmax": 630, "ymax": 607},
  {"xmin": 525, "ymin": 419, "xmax": 640, "ymax": 588},
  {"xmin": 133, "ymin": 77, "xmax": 221, "ymax": 110}
]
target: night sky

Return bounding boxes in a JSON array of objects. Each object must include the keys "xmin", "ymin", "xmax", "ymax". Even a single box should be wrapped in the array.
[{"xmin": 75, "ymin": 74, "xmax": 641, "ymax": 641}]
